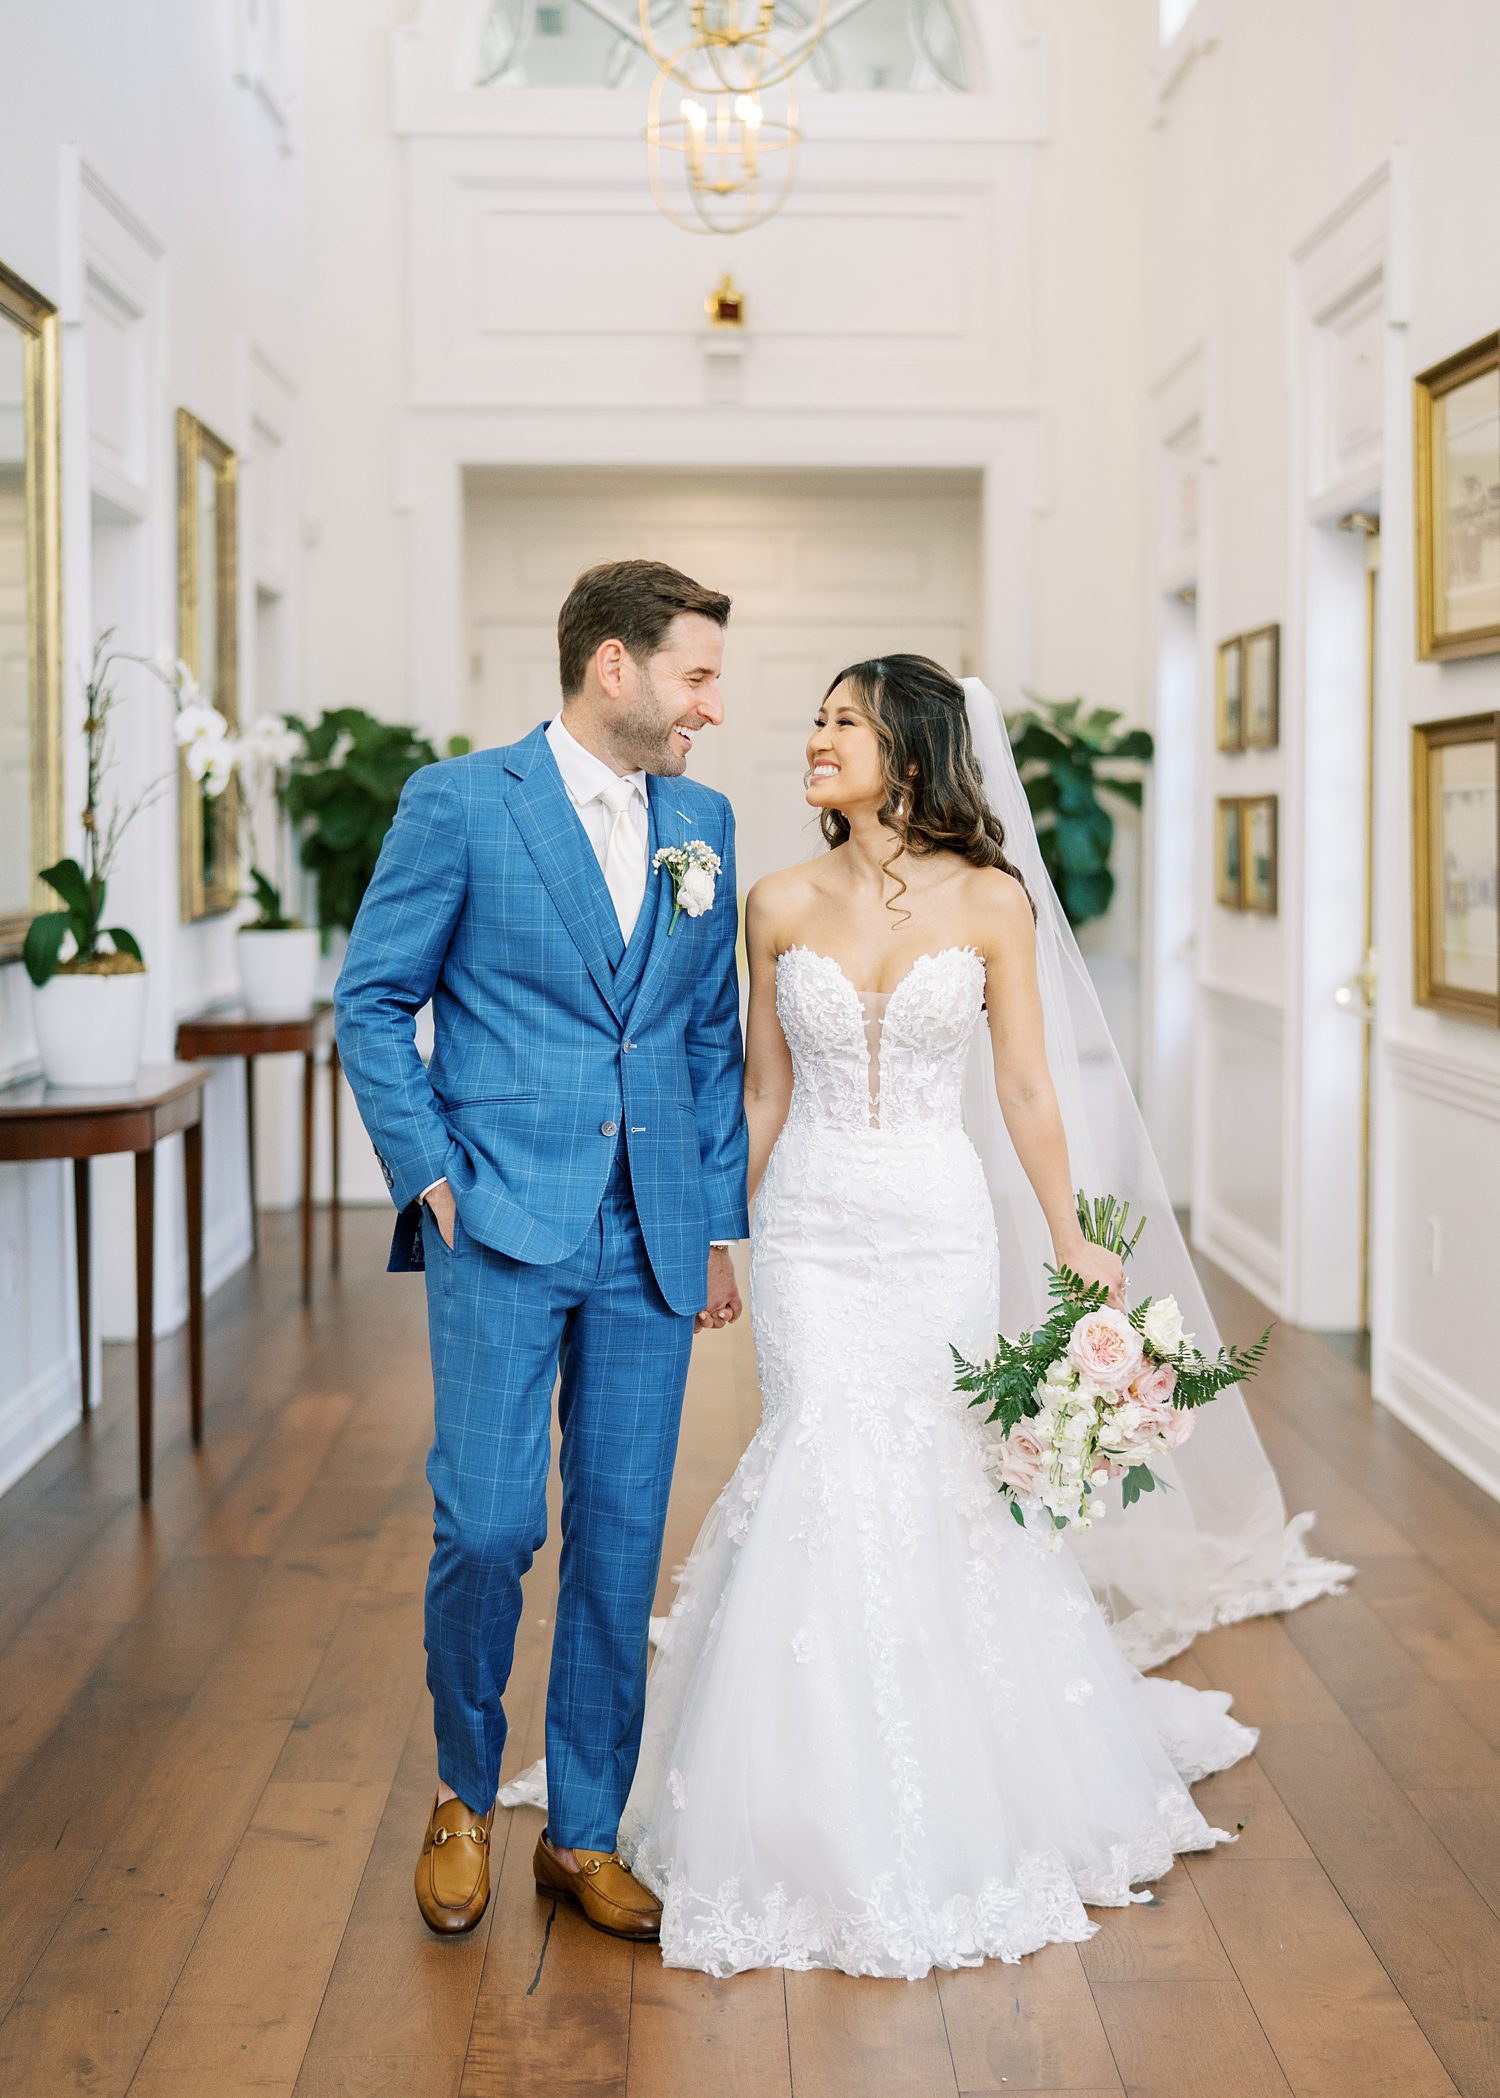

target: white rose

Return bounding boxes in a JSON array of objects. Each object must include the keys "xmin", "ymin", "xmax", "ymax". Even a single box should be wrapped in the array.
[
  {"xmin": 676, "ymin": 864, "xmax": 716, "ymax": 917},
  {"xmin": 1142, "ymin": 1296, "xmax": 1188, "ymax": 1356}
]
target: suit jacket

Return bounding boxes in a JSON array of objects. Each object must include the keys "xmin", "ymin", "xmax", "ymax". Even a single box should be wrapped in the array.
[{"xmin": 333, "ymin": 724, "xmax": 750, "ymax": 1317}]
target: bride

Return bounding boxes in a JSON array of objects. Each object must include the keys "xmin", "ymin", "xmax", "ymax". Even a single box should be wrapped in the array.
[{"xmin": 509, "ymin": 654, "xmax": 1351, "ymax": 1979}]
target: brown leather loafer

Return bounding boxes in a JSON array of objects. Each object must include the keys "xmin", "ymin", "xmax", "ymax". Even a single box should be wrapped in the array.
[
  {"xmin": 415, "ymin": 1792, "xmax": 495, "ymax": 1935},
  {"xmin": 533, "ymin": 1830, "xmax": 662, "ymax": 1941}
]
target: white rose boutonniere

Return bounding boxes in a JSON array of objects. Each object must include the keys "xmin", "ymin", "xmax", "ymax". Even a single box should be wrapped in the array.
[{"xmin": 654, "ymin": 840, "xmax": 721, "ymax": 934}]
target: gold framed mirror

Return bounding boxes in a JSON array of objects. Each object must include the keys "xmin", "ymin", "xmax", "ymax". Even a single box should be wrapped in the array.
[
  {"xmin": 0, "ymin": 261, "xmax": 63, "ymax": 963},
  {"xmin": 176, "ymin": 407, "xmax": 239, "ymax": 919}
]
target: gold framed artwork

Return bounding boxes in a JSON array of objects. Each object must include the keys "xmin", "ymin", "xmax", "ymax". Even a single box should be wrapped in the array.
[
  {"xmin": 1412, "ymin": 713, "xmax": 1499, "ymax": 1024},
  {"xmin": 0, "ymin": 259, "xmax": 63, "ymax": 964},
  {"xmin": 1414, "ymin": 333, "xmax": 1500, "ymax": 662},
  {"xmin": 1242, "ymin": 623, "xmax": 1280, "ymax": 749},
  {"xmin": 176, "ymin": 407, "xmax": 239, "ymax": 920},
  {"xmin": 1215, "ymin": 637, "xmax": 1244, "ymax": 751},
  {"xmin": 1240, "ymin": 794, "xmax": 1278, "ymax": 915},
  {"xmin": 1214, "ymin": 797, "xmax": 1243, "ymax": 906}
]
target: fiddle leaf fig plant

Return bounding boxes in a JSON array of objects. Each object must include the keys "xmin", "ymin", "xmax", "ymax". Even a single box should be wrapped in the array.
[
  {"xmin": 282, "ymin": 707, "xmax": 471, "ymax": 935},
  {"xmin": 1004, "ymin": 693, "xmax": 1155, "ymax": 930}
]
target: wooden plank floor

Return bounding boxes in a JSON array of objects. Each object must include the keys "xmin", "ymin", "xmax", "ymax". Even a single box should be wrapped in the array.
[{"xmin": 0, "ymin": 1210, "xmax": 1496, "ymax": 2096}]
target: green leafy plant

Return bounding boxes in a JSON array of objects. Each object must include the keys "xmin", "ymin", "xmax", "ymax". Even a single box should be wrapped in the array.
[
  {"xmin": 281, "ymin": 708, "xmax": 471, "ymax": 935},
  {"xmin": 245, "ymin": 866, "xmax": 299, "ymax": 931},
  {"xmin": 23, "ymin": 633, "xmax": 164, "ymax": 986},
  {"xmin": 1004, "ymin": 694, "xmax": 1154, "ymax": 929}
]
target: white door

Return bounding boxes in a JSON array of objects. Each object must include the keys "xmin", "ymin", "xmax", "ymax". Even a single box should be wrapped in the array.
[{"xmin": 464, "ymin": 467, "xmax": 981, "ymax": 894}]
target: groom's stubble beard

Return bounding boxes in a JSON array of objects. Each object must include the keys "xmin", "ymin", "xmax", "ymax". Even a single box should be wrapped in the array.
[{"xmin": 615, "ymin": 661, "xmax": 689, "ymax": 777}]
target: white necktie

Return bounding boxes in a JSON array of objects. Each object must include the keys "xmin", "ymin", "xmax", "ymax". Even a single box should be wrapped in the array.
[{"xmin": 598, "ymin": 775, "xmax": 645, "ymax": 942}]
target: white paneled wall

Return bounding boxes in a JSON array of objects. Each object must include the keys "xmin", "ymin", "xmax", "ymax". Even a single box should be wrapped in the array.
[
  {"xmin": 1143, "ymin": 0, "xmax": 1500, "ymax": 1490},
  {"xmin": 0, "ymin": 0, "xmax": 305, "ymax": 1493}
]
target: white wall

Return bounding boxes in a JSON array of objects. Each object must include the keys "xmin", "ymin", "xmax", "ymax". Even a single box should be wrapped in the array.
[
  {"xmin": 1142, "ymin": 0, "xmax": 1500, "ymax": 1487},
  {"xmin": 0, "ymin": 0, "xmax": 305, "ymax": 1492}
]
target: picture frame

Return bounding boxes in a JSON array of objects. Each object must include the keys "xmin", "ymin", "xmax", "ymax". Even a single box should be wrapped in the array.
[
  {"xmin": 1412, "ymin": 713, "xmax": 1499, "ymax": 1025},
  {"xmin": 0, "ymin": 259, "xmax": 63, "ymax": 964},
  {"xmin": 176, "ymin": 407, "xmax": 239, "ymax": 920},
  {"xmin": 1240, "ymin": 795, "xmax": 1278, "ymax": 916},
  {"xmin": 1414, "ymin": 333, "xmax": 1500, "ymax": 662},
  {"xmin": 1242, "ymin": 623, "xmax": 1280, "ymax": 749},
  {"xmin": 1215, "ymin": 796, "xmax": 1243, "ymax": 907},
  {"xmin": 1215, "ymin": 636, "xmax": 1244, "ymax": 752}
]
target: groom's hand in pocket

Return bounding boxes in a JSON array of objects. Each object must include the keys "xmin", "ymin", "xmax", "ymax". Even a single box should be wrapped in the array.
[
  {"xmin": 424, "ymin": 1178, "xmax": 458, "ymax": 1250},
  {"xmin": 697, "ymin": 1244, "xmax": 742, "ymax": 1333}
]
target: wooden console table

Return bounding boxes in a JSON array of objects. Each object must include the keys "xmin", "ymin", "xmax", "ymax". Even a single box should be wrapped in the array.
[
  {"xmin": 0, "ymin": 1063, "xmax": 209, "ymax": 1502},
  {"xmin": 175, "ymin": 1002, "xmax": 341, "ymax": 1306}
]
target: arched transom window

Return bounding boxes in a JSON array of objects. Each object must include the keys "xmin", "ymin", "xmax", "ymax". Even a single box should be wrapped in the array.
[{"xmin": 471, "ymin": 0, "xmax": 972, "ymax": 93}]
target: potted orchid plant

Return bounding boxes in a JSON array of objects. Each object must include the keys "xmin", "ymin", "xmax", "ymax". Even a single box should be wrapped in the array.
[
  {"xmin": 23, "ymin": 635, "xmax": 232, "ymax": 1088},
  {"xmin": 233, "ymin": 711, "xmax": 318, "ymax": 1019}
]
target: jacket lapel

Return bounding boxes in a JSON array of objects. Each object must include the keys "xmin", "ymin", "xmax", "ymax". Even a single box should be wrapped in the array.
[{"xmin": 505, "ymin": 727, "xmax": 624, "ymax": 1020}]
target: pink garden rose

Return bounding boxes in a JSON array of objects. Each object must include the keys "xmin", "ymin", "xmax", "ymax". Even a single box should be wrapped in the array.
[
  {"xmin": 1132, "ymin": 1360, "xmax": 1178, "ymax": 1423},
  {"xmin": 1065, "ymin": 1307, "xmax": 1144, "ymax": 1393},
  {"xmin": 1154, "ymin": 1403, "xmax": 1197, "ymax": 1451},
  {"xmin": 996, "ymin": 1421, "xmax": 1049, "ymax": 1497}
]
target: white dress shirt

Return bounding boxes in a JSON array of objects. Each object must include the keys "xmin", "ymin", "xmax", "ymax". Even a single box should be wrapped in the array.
[
  {"xmin": 423, "ymin": 718, "xmax": 734, "ymax": 1243},
  {"xmin": 545, "ymin": 715, "xmax": 648, "ymax": 914}
]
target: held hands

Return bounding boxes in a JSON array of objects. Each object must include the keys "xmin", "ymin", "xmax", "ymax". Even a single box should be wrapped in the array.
[
  {"xmin": 697, "ymin": 1244, "xmax": 743, "ymax": 1333},
  {"xmin": 424, "ymin": 1178, "xmax": 458, "ymax": 1250},
  {"xmin": 1055, "ymin": 1235, "xmax": 1125, "ymax": 1308}
]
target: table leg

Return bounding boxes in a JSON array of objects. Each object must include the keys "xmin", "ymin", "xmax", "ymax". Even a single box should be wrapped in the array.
[
  {"xmin": 245, "ymin": 1055, "xmax": 260, "ymax": 1260},
  {"xmin": 184, "ymin": 1117, "xmax": 205, "ymax": 1447},
  {"xmin": 74, "ymin": 1158, "xmax": 91, "ymax": 1419},
  {"xmin": 301, "ymin": 1048, "xmax": 315, "ymax": 1305},
  {"xmin": 329, "ymin": 1042, "xmax": 342, "ymax": 1273},
  {"xmin": 134, "ymin": 1147, "xmax": 155, "ymax": 1503}
]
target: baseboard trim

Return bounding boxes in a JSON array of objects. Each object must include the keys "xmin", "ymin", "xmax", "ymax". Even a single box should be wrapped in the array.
[
  {"xmin": 1377, "ymin": 1338, "xmax": 1500, "ymax": 1508},
  {"xmin": 1194, "ymin": 1199, "xmax": 1282, "ymax": 1309},
  {"xmin": 0, "ymin": 1352, "xmax": 79, "ymax": 1501}
]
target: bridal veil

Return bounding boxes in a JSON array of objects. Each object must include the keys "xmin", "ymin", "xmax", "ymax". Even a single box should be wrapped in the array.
[{"xmin": 959, "ymin": 678, "xmax": 1352, "ymax": 1667}]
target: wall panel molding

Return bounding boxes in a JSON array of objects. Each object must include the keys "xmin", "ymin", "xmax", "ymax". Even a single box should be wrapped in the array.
[{"xmin": 1384, "ymin": 1038, "xmax": 1500, "ymax": 1125}]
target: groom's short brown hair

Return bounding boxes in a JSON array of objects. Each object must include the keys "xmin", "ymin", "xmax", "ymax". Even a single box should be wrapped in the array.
[{"xmin": 558, "ymin": 560, "xmax": 731, "ymax": 698}]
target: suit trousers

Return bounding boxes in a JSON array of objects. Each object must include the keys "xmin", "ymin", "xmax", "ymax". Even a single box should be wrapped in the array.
[{"xmin": 420, "ymin": 1153, "xmax": 695, "ymax": 1846}]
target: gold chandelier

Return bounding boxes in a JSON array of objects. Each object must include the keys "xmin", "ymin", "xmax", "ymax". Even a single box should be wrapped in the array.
[{"xmin": 642, "ymin": 1, "xmax": 827, "ymax": 236}]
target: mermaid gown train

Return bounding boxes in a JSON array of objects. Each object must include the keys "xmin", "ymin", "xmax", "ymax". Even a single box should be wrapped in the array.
[{"xmin": 506, "ymin": 945, "xmax": 1258, "ymax": 1978}]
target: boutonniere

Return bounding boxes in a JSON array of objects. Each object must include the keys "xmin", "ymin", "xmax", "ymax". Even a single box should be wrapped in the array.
[{"xmin": 653, "ymin": 840, "xmax": 721, "ymax": 934}]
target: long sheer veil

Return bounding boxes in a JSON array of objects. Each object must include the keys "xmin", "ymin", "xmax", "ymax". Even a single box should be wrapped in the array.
[{"xmin": 960, "ymin": 678, "xmax": 1352, "ymax": 1667}]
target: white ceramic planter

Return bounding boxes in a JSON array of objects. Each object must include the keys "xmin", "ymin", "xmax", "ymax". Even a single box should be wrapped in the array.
[
  {"xmin": 32, "ymin": 969, "xmax": 150, "ymax": 1089},
  {"xmin": 237, "ymin": 926, "xmax": 321, "ymax": 1020}
]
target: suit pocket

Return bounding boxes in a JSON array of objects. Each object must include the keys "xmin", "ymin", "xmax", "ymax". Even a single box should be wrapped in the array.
[{"xmin": 444, "ymin": 1092, "xmax": 540, "ymax": 1108}]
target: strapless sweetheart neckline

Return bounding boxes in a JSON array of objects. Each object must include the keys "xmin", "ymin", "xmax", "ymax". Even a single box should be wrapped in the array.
[{"xmin": 776, "ymin": 942, "xmax": 983, "ymax": 1004}]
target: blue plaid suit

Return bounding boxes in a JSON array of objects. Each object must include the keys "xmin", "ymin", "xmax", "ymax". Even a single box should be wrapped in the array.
[{"xmin": 334, "ymin": 725, "xmax": 749, "ymax": 1838}]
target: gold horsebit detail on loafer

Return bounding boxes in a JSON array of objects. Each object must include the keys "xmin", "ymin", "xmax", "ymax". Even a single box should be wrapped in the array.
[
  {"xmin": 431, "ymin": 1824, "xmax": 488, "ymax": 1846},
  {"xmin": 581, "ymin": 1853, "xmax": 629, "ymax": 1876}
]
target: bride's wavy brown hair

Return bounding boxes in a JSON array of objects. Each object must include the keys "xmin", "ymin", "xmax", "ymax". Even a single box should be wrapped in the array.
[{"xmin": 818, "ymin": 654, "xmax": 1034, "ymax": 922}]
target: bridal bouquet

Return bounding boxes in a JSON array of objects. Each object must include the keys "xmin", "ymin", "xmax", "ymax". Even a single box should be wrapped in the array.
[{"xmin": 951, "ymin": 1194, "xmax": 1270, "ymax": 1544}]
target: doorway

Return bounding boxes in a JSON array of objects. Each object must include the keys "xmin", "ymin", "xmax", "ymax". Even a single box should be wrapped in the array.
[{"xmin": 461, "ymin": 467, "xmax": 983, "ymax": 893}]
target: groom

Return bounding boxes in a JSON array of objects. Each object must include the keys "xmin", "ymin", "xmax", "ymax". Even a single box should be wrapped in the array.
[{"xmin": 335, "ymin": 559, "xmax": 749, "ymax": 1940}]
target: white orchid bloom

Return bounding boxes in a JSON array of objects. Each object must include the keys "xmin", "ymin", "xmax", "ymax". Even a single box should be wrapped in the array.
[
  {"xmin": 189, "ymin": 737, "xmax": 238, "ymax": 797},
  {"xmin": 174, "ymin": 700, "xmax": 230, "ymax": 753},
  {"xmin": 244, "ymin": 713, "xmax": 304, "ymax": 771}
]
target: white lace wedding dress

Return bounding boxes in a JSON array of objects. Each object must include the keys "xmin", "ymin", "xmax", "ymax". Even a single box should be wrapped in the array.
[{"xmin": 596, "ymin": 945, "xmax": 1255, "ymax": 1978}]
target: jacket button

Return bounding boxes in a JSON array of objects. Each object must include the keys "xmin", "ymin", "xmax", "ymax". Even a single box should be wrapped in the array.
[
  {"xmin": 622, "ymin": 1040, "xmax": 635, "ymax": 1052},
  {"xmin": 600, "ymin": 1120, "xmax": 618, "ymax": 1137}
]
